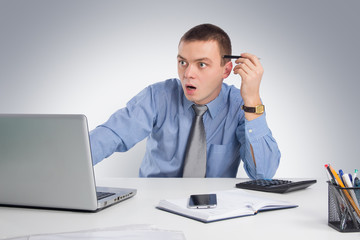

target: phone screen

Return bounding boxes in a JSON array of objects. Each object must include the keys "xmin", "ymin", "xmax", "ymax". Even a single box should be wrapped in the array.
[{"xmin": 188, "ymin": 194, "xmax": 217, "ymax": 209}]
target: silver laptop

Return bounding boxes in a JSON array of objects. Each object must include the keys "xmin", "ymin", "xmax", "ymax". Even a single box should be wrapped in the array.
[{"xmin": 0, "ymin": 114, "xmax": 136, "ymax": 212}]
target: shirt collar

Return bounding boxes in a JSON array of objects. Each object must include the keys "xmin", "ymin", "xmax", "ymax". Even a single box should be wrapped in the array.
[
  {"xmin": 183, "ymin": 93, "xmax": 194, "ymax": 111},
  {"xmin": 182, "ymin": 83, "xmax": 226, "ymax": 119}
]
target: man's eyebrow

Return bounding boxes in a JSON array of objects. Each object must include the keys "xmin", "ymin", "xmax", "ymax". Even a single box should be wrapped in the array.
[
  {"xmin": 195, "ymin": 57, "xmax": 212, "ymax": 63},
  {"xmin": 177, "ymin": 55, "xmax": 212, "ymax": 63},
  {"xmin": 177, "ymin": 54, "xmax": 185, "ymax": 59}
]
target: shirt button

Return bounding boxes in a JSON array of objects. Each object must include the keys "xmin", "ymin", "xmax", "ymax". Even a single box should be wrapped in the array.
[{"xmin": 248, "ymin": 129, "xmax": 253, "ymax": 133}]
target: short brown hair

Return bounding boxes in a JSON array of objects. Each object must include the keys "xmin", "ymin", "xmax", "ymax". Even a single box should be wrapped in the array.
[{"xmin": 179, "ymin": 24, "xmax": 232, "ymax": 66}]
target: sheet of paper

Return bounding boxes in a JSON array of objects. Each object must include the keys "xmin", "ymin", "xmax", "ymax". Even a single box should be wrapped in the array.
[{"xmin": 6, "ymin": 225, "xmax": 186, "ymax": 240}]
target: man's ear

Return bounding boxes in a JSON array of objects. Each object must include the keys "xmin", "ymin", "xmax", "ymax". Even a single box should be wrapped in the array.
[{"xmin": 222, "ymin": 61, "xmax": 233, "ymax": 79}]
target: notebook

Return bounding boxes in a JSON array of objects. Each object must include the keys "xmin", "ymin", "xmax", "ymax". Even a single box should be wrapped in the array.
[
  {"xmin": 157, "ymin": 189, "xmax": 298, "ymax": 223},
  {"xmin": 0, "ymin": 114, "xmax": 136, "ymax": 212}
]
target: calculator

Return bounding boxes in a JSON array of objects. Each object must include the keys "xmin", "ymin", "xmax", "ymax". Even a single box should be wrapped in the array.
[{"xmin": 235, "ymin": 179, "xmax": 317, "ymax": 193}]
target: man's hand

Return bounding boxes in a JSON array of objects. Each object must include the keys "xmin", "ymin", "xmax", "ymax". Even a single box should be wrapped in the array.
[{"xmin": 233, "ymin": 53, "xmax": 263, "ymax": 120}]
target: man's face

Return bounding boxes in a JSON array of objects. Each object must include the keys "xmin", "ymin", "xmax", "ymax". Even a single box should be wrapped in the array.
[{"xmin": 177, "ymin": 40, "xmax": 232, "ymax": 105}]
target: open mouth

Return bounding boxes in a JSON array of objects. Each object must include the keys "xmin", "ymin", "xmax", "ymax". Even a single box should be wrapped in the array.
[{"xmin": 186, "ymin": 84, "xmax": 196, "ymax": 90}]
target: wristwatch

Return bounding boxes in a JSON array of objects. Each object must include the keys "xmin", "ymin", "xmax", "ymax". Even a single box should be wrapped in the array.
[{"xmin": 241, "ymin": 104, "xmax": 265, "ymax": 114}]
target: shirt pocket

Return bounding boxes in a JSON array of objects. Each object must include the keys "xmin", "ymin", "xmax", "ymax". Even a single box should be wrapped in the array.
[{"xmin": 206, "ymin": 141, "xmax": 240, "ymax": 177}]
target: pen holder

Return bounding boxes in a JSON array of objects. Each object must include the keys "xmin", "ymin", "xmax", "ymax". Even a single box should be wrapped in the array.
[{"xmin": 328, "ymin": 181, "xmax": 360, "ymax": 232}]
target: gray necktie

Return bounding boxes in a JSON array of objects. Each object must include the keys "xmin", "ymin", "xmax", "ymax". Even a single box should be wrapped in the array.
[{"xmin": 183, "ymin": 104, "xmax": 208, "ymax": 177}]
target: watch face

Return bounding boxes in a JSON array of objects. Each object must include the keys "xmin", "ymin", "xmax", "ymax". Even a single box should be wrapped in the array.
[{"xmin": 255, "ymin": 105, "xmax": 265, "ymax": 114}]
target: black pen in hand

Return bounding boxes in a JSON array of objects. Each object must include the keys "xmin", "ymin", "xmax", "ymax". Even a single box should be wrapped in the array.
[{"xmin": 223, "ymin": 55, "xmax": 261, "ymax": 60}]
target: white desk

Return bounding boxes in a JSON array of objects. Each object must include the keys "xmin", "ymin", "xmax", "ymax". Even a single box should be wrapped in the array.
[{"xmin": 0, "ymin": 178, "xmax": 359, "ymax": 239}]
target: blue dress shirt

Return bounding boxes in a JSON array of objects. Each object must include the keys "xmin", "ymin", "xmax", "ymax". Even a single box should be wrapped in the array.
[{"xmin": 89, "ymin": 78, "xmax": 280, "ymax": 179}]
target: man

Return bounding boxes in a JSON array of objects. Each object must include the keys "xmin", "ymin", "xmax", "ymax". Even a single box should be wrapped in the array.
[{"xmin": 89, "ymin": 23, "xmax": 280, "ymax": 179}]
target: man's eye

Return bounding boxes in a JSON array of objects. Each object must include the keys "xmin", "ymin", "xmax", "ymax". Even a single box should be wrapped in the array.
[
  {"xmin": 199, "ymin": 62, "xmax": 207, "ymax": 68},
  {"xmin": 179, "ymin": 61, "xmax": 187, "ymax": 66}
]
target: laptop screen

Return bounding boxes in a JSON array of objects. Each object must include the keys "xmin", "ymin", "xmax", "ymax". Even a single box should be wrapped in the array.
[{"xmin": 0, "ymin": 114, "xmax": 98, "ymax": 210}]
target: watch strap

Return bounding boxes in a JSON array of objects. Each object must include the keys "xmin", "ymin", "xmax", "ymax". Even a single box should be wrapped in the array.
[{"xmin": 241, "ymin": 105, "xmax": 256, "ymax": 113}]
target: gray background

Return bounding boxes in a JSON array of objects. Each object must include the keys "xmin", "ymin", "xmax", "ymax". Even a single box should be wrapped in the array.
[{"xmin": 1, "ymin": 0, "xmax": 359, "ymax": 180}]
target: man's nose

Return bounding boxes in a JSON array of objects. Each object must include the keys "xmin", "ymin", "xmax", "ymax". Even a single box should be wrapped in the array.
[{"xmin": 184, "ymin": 64, "xmax": 196, "ymax": 79}]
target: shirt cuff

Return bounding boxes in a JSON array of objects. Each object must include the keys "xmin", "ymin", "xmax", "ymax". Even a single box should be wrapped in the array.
[{"xmin": 245, "ymin": 113, "xmax": 270, "ymax": 142}]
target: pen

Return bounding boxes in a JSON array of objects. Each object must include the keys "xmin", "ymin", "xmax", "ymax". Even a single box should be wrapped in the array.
[
  {"xmin": 342, "ymin": 174, "xmax": 353, "ymax": 187},
  {"xmin": 325, "ymin": 164, "xmax": 337, "ymax": 185},
  {"xmin": 343, "ymin": 174, "xmax": 360, "ymax": 209},
  {"xmin": 328, "ymin": 164, "xmax": 360, "ymax": 218},
  {"xmin": 339, "ymin": 169, "xmax": 345, "ymax": 185},
  {"xmin": 355, "ymin": 177, "xmax": 360, "ymax": 187},
  {"xmin": 223, "ymin": 55, "xmax": 261, "ymax": 60},
  {"xmin": 354, "ymin": 169, "xmax": 358, "ymax": 185},
  {"xmin": 339, "ymin": 169, "xmax": 344, "ymax": 178}
]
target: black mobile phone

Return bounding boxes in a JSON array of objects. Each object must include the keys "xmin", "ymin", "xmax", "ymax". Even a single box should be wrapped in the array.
[{"xmin": 188, "ymin": 194, "xmax": 217, "ymax": 209}]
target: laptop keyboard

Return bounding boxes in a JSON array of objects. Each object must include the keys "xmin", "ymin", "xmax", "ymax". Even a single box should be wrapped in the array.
[{"xmin": 96, "ymin": 191, "xmax": 115, "ymax": 200}]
